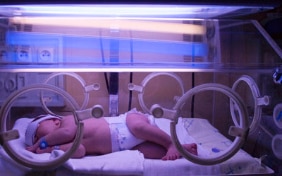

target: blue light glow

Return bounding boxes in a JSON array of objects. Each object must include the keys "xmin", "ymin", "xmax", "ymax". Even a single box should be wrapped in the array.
[
  {"xmin": 6, "ymin": 31, "xmax": 208, "ymax": 63},
  {"xmin": 0, "ymin": 4, "xmax": 271, "ymax": 19}
]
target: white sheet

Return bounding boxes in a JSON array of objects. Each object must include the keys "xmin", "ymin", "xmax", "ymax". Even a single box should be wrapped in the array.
[
  {"xmin": 144, "ymin": 118, "xmax": 273, "ymax": 176},
  {"xmin": 0, "ymin": 117, "xmax": 273, "ymax": 176}
]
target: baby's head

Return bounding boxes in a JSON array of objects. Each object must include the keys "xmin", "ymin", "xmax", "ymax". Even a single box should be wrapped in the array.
[{"xmin": 25, "ymin": 114, "xmax": 61, "ymax": 146}]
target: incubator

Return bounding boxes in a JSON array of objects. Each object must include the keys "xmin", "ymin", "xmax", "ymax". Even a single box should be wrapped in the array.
[{"xmin": 0, "ymin": 3, "xmax": 281, "ymax": 176}]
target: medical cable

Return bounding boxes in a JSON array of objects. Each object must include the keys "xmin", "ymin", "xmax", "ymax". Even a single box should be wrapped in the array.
[
  {"xmin": 128, "ymin": 31, "xmax": 134, "ymax": 111},
  {"xmin": 99, "ymin": 30, "xmax": 110, "ymax": 94},
  {"xmin": 128, "ymin": 72, "xmax": 133, "ymax": 111},
  {"xmin": 191, "ymin": 72, "xmax": 195, "ymax": 117}
]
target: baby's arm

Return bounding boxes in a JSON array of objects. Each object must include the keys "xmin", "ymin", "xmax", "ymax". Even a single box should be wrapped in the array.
[
  {"xmin": 43, "ymin": 115, "xmax": 78, "ymax": 145},
  {"xmin": 36, "ymin": 142, "xmax": 86, "ymax": 158},
  {"xmin": 27, "ymin": 115, "xmax": 78, "ymax": 153}
]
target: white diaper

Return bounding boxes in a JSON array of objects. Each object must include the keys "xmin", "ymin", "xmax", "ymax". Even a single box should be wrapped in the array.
[{"xmin": 104, "ymin": 111, "xmax": 156, "ymax": 152}]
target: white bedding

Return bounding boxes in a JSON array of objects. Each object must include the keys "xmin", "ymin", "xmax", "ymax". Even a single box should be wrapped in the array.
[
  {"xmin": 145, "ymin": 118, "xmax": 273, "ymax": 176},
  {"xmin": 0, "ymin": 117, "xmax": 273, "ymax": 176}
]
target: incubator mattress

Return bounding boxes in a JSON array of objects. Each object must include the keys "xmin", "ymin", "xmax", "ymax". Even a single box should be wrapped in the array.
[{"xmin": 0, "ymin": 117, "xmax": 273, "ymax": 176}]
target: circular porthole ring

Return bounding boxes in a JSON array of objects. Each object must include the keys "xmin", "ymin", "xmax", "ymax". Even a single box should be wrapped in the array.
[
  {"xmin": 230, "ymin": 75, "xmax": 268, "ymax": 134},
  {"xmin": 138, "ymin": 72, "xmax": 185, "ymax": 113},
  {"xmin": 41, "ymin": 72, "xmax": 89, "ymax": 115},
  {"xmin": 171, "ymin": 83, "xmax": 249, "ymax": 165},
  {"xmin": 0, "ymin": 84, "xmax": 83, "ymax": 170}
]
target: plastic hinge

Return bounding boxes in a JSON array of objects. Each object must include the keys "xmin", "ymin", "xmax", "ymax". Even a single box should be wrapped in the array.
[{"xmin": 0, "ymin": 130, "xmax": 19, "ymax": 144}]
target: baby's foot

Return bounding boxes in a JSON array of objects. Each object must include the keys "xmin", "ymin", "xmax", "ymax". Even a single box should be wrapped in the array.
[
  {"xmin": 162, "ymin": 143, "xmax": 198, "ymax": 161},
  {"xmin": 183, "ymin": 143, "xmax": 198, "ymax": 156}
]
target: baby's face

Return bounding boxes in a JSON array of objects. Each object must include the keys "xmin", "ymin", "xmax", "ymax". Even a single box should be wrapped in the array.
[{"xmin": 34, "ymin": 118, "xmax": 60, "ymax": 142}]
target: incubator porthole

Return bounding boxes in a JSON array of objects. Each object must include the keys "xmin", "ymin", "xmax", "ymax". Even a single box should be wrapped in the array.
[
  {"xmin": 41, "ymin": 72, "xmax": 90, "ymax": 115},
  {"xmin": 0, "ymin": 84, "xmax": 83, "ymax": 170},
  {"xmin": 172, "ymin": 83, "xmax": 248, "ymax": 165},
  {"xmin": 138, "ymin": 72, "xmax": 185, "ymax": 113},
  {"xmin": 231, "ymin": 75, "xmax": 268, "ymax": 134}
]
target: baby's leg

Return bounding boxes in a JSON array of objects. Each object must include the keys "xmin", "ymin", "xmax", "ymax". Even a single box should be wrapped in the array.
[
  {"xmin": 126, "ymin": 113, "xmax": 198, "ymax": 160},
  {"xmin": 126, "ymin": 113, "xmax": 172, "ymax": 150},
  {"xmin": 132, "ymin": 141, "xmax": 166, "ymax": 159}
]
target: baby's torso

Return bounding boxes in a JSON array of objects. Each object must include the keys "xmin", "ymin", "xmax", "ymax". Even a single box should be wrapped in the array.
[{"xmin": 81, "ymin": 117, "xmax": 112, "ymax": 155}]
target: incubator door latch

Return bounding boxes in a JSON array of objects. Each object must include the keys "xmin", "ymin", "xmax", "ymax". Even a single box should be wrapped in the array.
[
  {"xmin": 75, "ymin": 105, "xmax": 104, "ymax": 120},
  {"xmin": 0, "ymin": 130, "xmax": 19, "ymax": 145},
  {"xmin": 150, "ymin": 104, "xmax": 177, "ymax": 121},
  {"xmin": 228, "ymin": 126, "xmax": 249, "ymax": 139}
]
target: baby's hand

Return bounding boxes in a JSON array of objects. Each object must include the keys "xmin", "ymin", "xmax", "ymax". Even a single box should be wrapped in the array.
[
  {"xmin": 36, "ymin": 147, "xmax": 52, "ymax": 154},
  {"xmin": 26, "ymin": 142, "xmax": 40, "ymax": 153},
  {"xmin": 26, "ymin": 145, "xmax": 37, "ymax": 153}
]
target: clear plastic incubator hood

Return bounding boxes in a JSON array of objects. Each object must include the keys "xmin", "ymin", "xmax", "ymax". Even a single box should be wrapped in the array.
[{"xmin": 0, "ymin": 3, "xmax": 281, "ymax": 176}]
